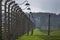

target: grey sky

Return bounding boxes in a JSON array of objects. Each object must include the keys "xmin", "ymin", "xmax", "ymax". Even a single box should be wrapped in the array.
[{"xmin": 15, "ymin": 0, "xmax": 60, "ymax": 14}]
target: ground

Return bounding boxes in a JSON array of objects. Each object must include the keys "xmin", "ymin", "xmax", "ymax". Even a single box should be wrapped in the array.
[{"xmin": 16, "ymin": 28, "xmax": 60, "ymax": 40}]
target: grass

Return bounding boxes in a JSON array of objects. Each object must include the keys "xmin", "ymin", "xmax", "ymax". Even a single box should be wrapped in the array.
[
  {"xmin": 16, "ymin": 28, "xmax": 47, "ymax": 40},
  {"xmin": 51, "ymin": 30, "xmax": 60, "ymax": 36},
  {"xmin": 16, "ymin": 28, "xmax": 60, "ymax": 40},
  {"xmin": 49, "ymin": 30, "xmax": 60, "ymax": 40}
]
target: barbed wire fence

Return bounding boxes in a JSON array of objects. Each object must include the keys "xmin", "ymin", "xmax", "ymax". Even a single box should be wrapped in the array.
[{"xmin": 1, "ymin": 0, "xmax": 35, "ymax": 40}]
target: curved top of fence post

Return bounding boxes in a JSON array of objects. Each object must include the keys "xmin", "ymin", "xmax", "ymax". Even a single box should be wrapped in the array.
[
  {"xmin": 4, "ymin": 0, "xmax": 11, "ymax": 13},
  {"xmin": 8, "ymin": 1, "xmax": 15, "ymax": 10},
  {"xmin": 8, "ymin": 1, "xmax": 15, "ymax": 6},
  {"xmin": 13, "ymin": 6, "xmax": 19, "ymax": 12},
  {"xmin": 11, "ymin": 4, "xmax": 18, "ymax": 11},
  {"xmin": 16, "ymin": 7, "xmax": 22, "ymax": 12},
  {"xmin": 8, "ymin": 1, "xmax": 15, "ymax": 14}
]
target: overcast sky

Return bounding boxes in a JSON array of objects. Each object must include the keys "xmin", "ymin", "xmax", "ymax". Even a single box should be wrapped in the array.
[{"xmin": 15, "ymin": 0, "xmax": 60, "ymax": 14}]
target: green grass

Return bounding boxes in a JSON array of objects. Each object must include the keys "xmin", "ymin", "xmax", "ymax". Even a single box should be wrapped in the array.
[
  {"xmin": 16, "ymin": 28, "xmax": 47, "ymax": 40},
  {"xmin": 16, "ymin": 28, "xmax": 60, "ymax": 40},
  {"xmin": 49, "ymin": 30, "xmax": 60, "ymax": 40},
  {"xmin": 51, "ymin": 30, "xmax": 60, "ymax": 36}
]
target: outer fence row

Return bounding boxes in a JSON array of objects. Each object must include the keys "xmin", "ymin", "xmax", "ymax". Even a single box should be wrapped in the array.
[{"xmin": 0, "ymin": 0, "xmax": 35, "ymax": 40}]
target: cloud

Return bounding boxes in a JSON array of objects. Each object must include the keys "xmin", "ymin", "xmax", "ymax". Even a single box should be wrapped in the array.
[
  {"xmin": 15, "ymin": 0, "xmax": 60, "ymax": 14},
  {"xmin": 39, "ymin": 0, "xmax": 60, "ymax": 13}
]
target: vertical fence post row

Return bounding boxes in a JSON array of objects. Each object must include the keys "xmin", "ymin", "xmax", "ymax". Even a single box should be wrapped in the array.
[
  {"xmin": 8, "ymin": 1, "xmax": 15, "ymax": 40},
  {"xmin": 11, "ymin": 4, "xmax": 18, "ymax": 40},
  {"xmin": 18, "ymin": 9, "xmax": 22, "ymax": 36},
  {"xmin": 15, "ymin": 6, "xmax": 20, "ymax": 39},
  {"xmin": 30, "ymin": 13, "xmax": 35, "ymax": 35},
  {"xmin": 12, "ymin": 6, "xmax": 18, "ymax": 40},
  {"xmin": 27, "ymin": 13, "xmax": 31, "ymax": 35},
  {"xmin": 18, "ymin": 11, "xmax": 23, "ymax": 36},
  {"xmin": 11, "ymin": 6, "xmax": 22, "ymax": 40},
  {"xmin": 4, "ymin": 0, "xmax": 11, "ymax": 40},
  {"xmin": 24, "ymin": 15, "xmax": 28, "ymax": 34},
  {"xmin": 48, "ymin": 14, "xmax": 51, "ymax": 36},
  {"xmin": 16, "ymin": 7, "xmax": 22, "ymax": 37},
  {"xmin": 22, "ymin": 14, "xmax": 25, "ymax": 34},
  {"xmin": 20, "ymin": 12, "xmax": 24, "ymax": 35},
  {"xmin": 0, "ymin": 0, "xmax": 3, "ymax": 40}
]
